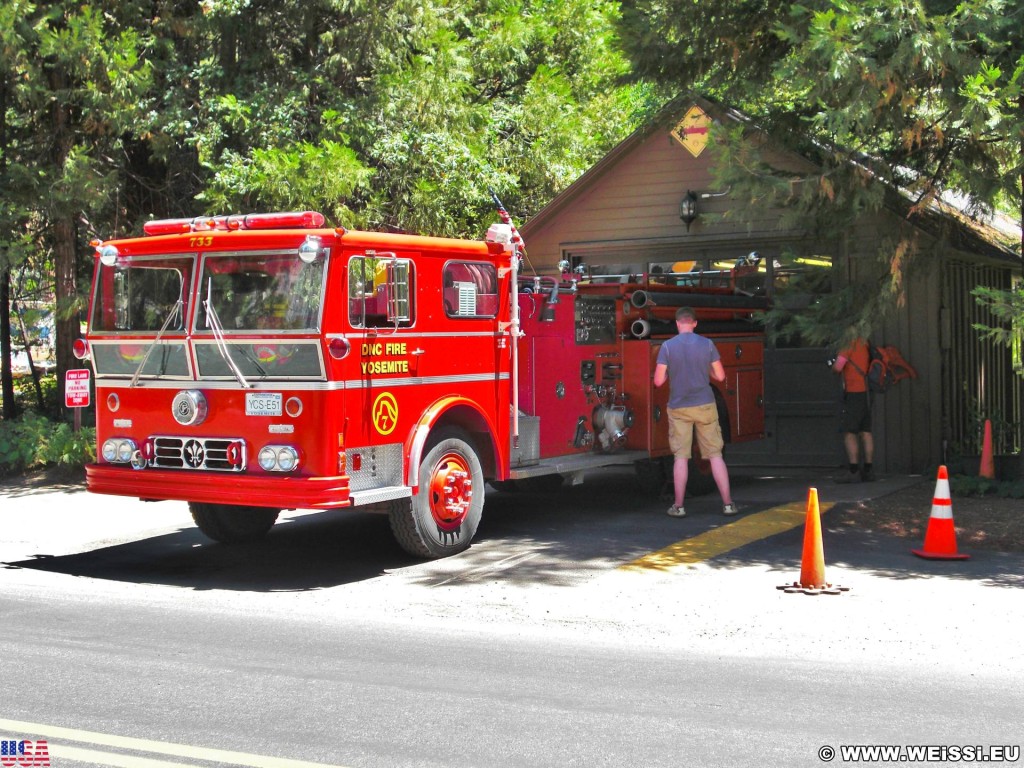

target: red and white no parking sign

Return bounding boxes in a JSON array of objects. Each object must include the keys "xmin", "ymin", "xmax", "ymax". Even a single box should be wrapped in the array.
[{"xmin": 65, "ymin": 368, "xmax": 91, "ymax": 408}]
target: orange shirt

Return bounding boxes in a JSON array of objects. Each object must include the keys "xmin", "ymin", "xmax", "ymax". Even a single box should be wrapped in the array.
[{"xmin": 839, "ymin": 338, "xmax": 870, "ymax": 393}]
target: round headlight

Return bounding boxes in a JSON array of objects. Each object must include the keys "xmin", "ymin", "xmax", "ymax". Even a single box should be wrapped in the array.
[
  {"xmin": 116, "ymin": 440, "xmax": 135, "ymax": 463},
  {"xmin": 258, "ymin": 447, "xmax": 278, "ymax": 471},
  {"xmin": 102, "ymin": 440, "xmax": 118, "ymax": 462},
  {"xmin": 277, "ymin": 446, "xmax": 299, "ymax": 472}
]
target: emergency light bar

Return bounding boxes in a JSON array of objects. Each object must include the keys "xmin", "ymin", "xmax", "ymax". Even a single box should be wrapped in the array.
[{"xmin": 143, "ymin": 211, "xmax": 325, "ymax": 236}]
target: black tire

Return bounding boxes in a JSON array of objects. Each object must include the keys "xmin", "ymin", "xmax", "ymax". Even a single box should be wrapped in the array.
[
  {"xmin": 389, "ymin": 429, "xmax": 484, "ymax": 559},
  {"xmin": 488, "ymin": 474, "xmax": 564, "ymax": 493},
  {"xmin": 189, "ymin": 503, "xmax": 280, "ymax": 543},
  {"xmin": 518, "ymin": 474, "xmax": 565, "ymax": 492},
  {"xmin": 488, "ymin": 479, "xmax": 520, "ymax": 493},
  {"xmin": 634, "ymin": 457, "xmax": 670, "ymax": 498},
  {"xmin": 686, "ymin": 457, "xmax": 717, "ymax": 496}
]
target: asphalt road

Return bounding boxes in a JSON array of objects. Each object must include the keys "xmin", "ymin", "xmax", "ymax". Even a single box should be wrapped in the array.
[{"xmin": 1, "ymin": 467, "xmax": 1022, "ymax": 767}]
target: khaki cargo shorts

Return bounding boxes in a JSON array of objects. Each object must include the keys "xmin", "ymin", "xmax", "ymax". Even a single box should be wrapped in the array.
[{"xmin": 667, "ymin": 402, "xmax": 723, "ymax": 459}]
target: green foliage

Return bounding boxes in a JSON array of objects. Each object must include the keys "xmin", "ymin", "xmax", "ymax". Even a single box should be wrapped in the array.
[
  {"xmin": 0, "ymin": 413, "xmax": 95, "ymax": 477},
  {"xmin": 617, "ymin": 0, "xmax": 1024, "ymax": 344},
  {"xmin": 945, "ymin": 395, "xmax": 1020, "ymax": 456},
  {"xmin": 972, "ymin": 284, "xmax": 1024, "ymax": 373},
  {"xmin": 201, "ymin": 140, "xmax": 373, "ymax": 227},
  {"xmin": 1, "ymin": 0, "xmax": 649, "ymax": 403},
  {"xmin": 950, "ymin": 474, "xmax": 1024, "ymax": 499},
  {"xmin": 11, "ymin": 373, "xmax": 61, "ymax": 417}
]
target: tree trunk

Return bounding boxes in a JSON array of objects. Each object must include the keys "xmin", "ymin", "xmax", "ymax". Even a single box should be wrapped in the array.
[
  {"xmin": 1018, "ymin": 158, "xmax": 1023, "ymax": 475},
  {"xmin": 13, "ymin": 301, "xmax": 45, "ymax": 410},
  {"xmin": 0, "ymin": 75, "xmax": 15, "ymax": 420},
  {"xmin": 0, "ymin": 268, "xmax": 15, "ymax": 420},
  {"xmin": 53, "ymin": 216, "xmax": 78, "ymax": 418},
  {"xmin": 48, "ymin": 65, "xmax": 80, "ymax": 422},
  {"xmin": 1018, "ymin": 94, "xmax": 1023, "ymax": 476}
]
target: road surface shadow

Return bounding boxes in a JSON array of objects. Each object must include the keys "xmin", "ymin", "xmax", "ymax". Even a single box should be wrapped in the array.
[
  {"xmin": 1, "ymin": 469, "xmax": 712, "ymax": 591},
  {"xmin": 4, "ymin": 510, "xmax": 419, "ymax": 591},
  {"xmin": 6, "ymin": 466, "xmax": 1019, "ymax": 591}
]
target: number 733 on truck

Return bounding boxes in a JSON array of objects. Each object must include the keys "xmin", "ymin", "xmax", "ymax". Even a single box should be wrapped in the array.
[{"xmin": 79, "ymin": 210, "xmax": 767, "ymax": 558}]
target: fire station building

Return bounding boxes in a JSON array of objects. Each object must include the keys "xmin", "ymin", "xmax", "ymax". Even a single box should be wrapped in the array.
[{"xmin": 520, "ymin": 95, "xmax": 1022, "ymax": 474}]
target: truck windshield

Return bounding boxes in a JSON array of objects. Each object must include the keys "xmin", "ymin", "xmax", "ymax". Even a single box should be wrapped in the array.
[
  {"xmin": 197, "ymin": 252, "xmax": 326, "ymax": 333},
  {"xmin": 90, "ymin": 256, "xmax": 193, "ymax": 333}
]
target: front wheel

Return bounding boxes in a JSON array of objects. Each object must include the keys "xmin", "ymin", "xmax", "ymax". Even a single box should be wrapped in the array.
[
  {"xmin": 389, "ymin": 429, "xmax": 484, "ymax": 559},
  {"xmin": 189, "ymin": 503, "xmax": 280, "ymax": 543}
]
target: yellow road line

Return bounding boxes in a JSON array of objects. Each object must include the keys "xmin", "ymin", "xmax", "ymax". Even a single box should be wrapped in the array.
[
  {"xmin": 0, "ymin": 718, "xmax": 351, "ymax": 768},
  {"xmin": 621, "ymin": 500, "xmax": 834, "ymax": 571}
]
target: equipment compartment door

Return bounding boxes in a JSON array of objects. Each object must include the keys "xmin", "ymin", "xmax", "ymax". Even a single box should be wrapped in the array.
[
  {"xmin": 729, "ymin": 366, "xmax": 764, "ymax": 439},
  {"xmin": 621, "ymin": 341, "xmax": 670, "ymax": 454}
]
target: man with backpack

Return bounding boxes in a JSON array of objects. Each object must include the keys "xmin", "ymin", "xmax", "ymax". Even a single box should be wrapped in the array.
[{"xmin": 831, "ymin": 337, "xmax": 876, "ymax": 483}]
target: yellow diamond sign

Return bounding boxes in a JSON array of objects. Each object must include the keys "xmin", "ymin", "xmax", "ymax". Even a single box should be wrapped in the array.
[{"xmin": 671, "ymin": 105, "xmax": 712, "ymax": 157}]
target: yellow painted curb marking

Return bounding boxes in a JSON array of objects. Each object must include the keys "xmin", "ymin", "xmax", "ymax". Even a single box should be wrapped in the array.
[
  {"xmin": 621, "ymin": 500, "xmax": 835, "ymax": 572},
  {"xmin": 0, "ymin": 718, "xmax": 351, "ymax": 768}
]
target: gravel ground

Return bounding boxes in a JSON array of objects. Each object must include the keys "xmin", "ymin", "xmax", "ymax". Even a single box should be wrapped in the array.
[{"xmin": 836, "ymin": 476, "xmax": 1023, "ymax": 553}]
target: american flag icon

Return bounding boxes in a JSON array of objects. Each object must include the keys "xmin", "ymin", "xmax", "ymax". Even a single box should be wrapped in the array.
[{"xmin": 0, "ymin": 739, "xmax": 50, "ymax": 767}]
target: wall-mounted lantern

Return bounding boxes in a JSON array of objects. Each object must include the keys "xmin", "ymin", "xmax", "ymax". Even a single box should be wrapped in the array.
[{"xmin": 679, "ymin": 190, "xmax": 698, "ymax": 231}]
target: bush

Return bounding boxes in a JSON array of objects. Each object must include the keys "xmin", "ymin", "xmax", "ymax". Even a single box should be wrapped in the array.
[
  {"xmin": 0, "ymin": 413, "xmax": 95, "ymax": 477},
  {"xmin": 10, "ymin": 373, "xmax": 62, "ymax": 417},
  {"xmin": 950, "ymin": 473, "xmax": 1024, "ymax": 499}
]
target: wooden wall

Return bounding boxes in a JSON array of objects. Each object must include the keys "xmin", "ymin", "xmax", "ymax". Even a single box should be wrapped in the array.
[{"xmin": 520, "ymin": 104, "xmax": 1019, "ymax": 473}]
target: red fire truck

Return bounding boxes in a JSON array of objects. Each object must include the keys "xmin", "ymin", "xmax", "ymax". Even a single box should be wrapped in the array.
[{"xmin": 80, "ymin": 211, "xmax": 767, "ymax": 558}]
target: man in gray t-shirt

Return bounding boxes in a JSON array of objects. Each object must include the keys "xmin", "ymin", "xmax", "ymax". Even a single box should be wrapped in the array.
[{"xmin": 653, "ymin": 307, "xmax": 738, "ymax": 518}]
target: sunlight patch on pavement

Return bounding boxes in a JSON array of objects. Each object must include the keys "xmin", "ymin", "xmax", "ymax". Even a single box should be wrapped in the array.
[{"xmin": 620, "ymin": 501, "xmax": 835, "ymax": 571}]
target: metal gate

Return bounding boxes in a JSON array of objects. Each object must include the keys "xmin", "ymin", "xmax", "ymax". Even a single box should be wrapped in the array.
[{"xmin": 942, "ymin": 260, "xmax": 1022, "ymax": 455}]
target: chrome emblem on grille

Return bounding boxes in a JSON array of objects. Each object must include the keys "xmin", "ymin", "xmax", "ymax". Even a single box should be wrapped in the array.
[
  {"xmin": 183, "ymin": 439, "xmax": 205, "ymax": 468},
  {"xmin": 171, "ymin": 390, "xmax": 208, "ymax": 426}
]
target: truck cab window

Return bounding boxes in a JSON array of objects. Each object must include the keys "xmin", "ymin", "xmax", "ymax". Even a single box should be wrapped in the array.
[
  {"xmin": 349, "ymin": 254, "xmax": 415, "ymax": 328},
  {"xmin": 91, "ymin": 257, "xmax": 192, "ymax": 333},
  {"xmin": 443, "ymin": 262, "xmax": 498, "ymax": 318}
]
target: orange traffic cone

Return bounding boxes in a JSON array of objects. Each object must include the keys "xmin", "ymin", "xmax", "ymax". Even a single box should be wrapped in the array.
[
  {"xmin": 979, "ymin": 419, "xmax": 995, "ymax": 479},
  {"xmin": 912, "ymin": 466, "xmax": 969, "ymax": 560},
  {"xmin": 799, "ymin": 487, "xmax": 827, "ymax": 589},
  {"xmin": 778, "ymin": 487, "xmax": 848, "ymax": 594}
]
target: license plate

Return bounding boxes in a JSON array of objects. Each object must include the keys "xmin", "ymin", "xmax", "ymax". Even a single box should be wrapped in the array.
[{"xmin": 246, "ymin": 392, "xmax": 282, "ymax": 416}]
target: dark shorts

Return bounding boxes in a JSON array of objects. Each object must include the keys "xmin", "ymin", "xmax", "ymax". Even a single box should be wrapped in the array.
[{"xmin": 840, "ymin": 392, "xmax": 872, "ymax": 434}]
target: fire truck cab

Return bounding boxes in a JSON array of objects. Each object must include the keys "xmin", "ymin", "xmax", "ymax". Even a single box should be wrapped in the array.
[{"xmin": 81, "ymin": 211, "xmax": 766, "ymax": 559}]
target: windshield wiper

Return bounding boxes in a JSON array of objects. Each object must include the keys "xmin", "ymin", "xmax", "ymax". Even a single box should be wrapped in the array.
[
  {"xmin": 203, "ymin": 278, "xmax": 252, "ymax": 388},
  {"xmin": 129, "ymin": 299, "xmax": 183, "ymax": 388}
]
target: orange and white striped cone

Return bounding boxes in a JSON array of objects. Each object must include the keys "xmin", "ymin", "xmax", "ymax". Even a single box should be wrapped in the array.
[{"xmin": 912, "ymin": 465, "xmax": 969, "ymax": 560}]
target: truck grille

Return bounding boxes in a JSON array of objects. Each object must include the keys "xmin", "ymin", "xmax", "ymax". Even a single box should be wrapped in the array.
[{"xmin": 151, "ymin": 436, "xmax": 246, "ymax": 472}]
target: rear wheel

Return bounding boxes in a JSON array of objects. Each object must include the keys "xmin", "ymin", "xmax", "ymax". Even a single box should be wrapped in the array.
[
  {"xmin": 634, "ymin": 457, "xmax": 671, "ymax": 498},
  {"xmin": 389, "ymin": 429, "xmax": 484, "ymax": 558},
  {"xmin": 490, "ymin": 474, "xmax": 564, "ymax": 493},
  {"xmin": 685, "ymin": 457, "xmax": 717, "ymax": 496},
  {"xmin": 635, "ymin": 456, "xmax": 716, "ymax": 497},
  {"xmin": 189, "ymin": 503, "xmax": 280, "ymax": 543}
]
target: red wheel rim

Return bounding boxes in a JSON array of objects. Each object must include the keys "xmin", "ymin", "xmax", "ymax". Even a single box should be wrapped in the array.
[{"xmin": 427, "ymin": 450, "xmax": 474, "ymax": 531}]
